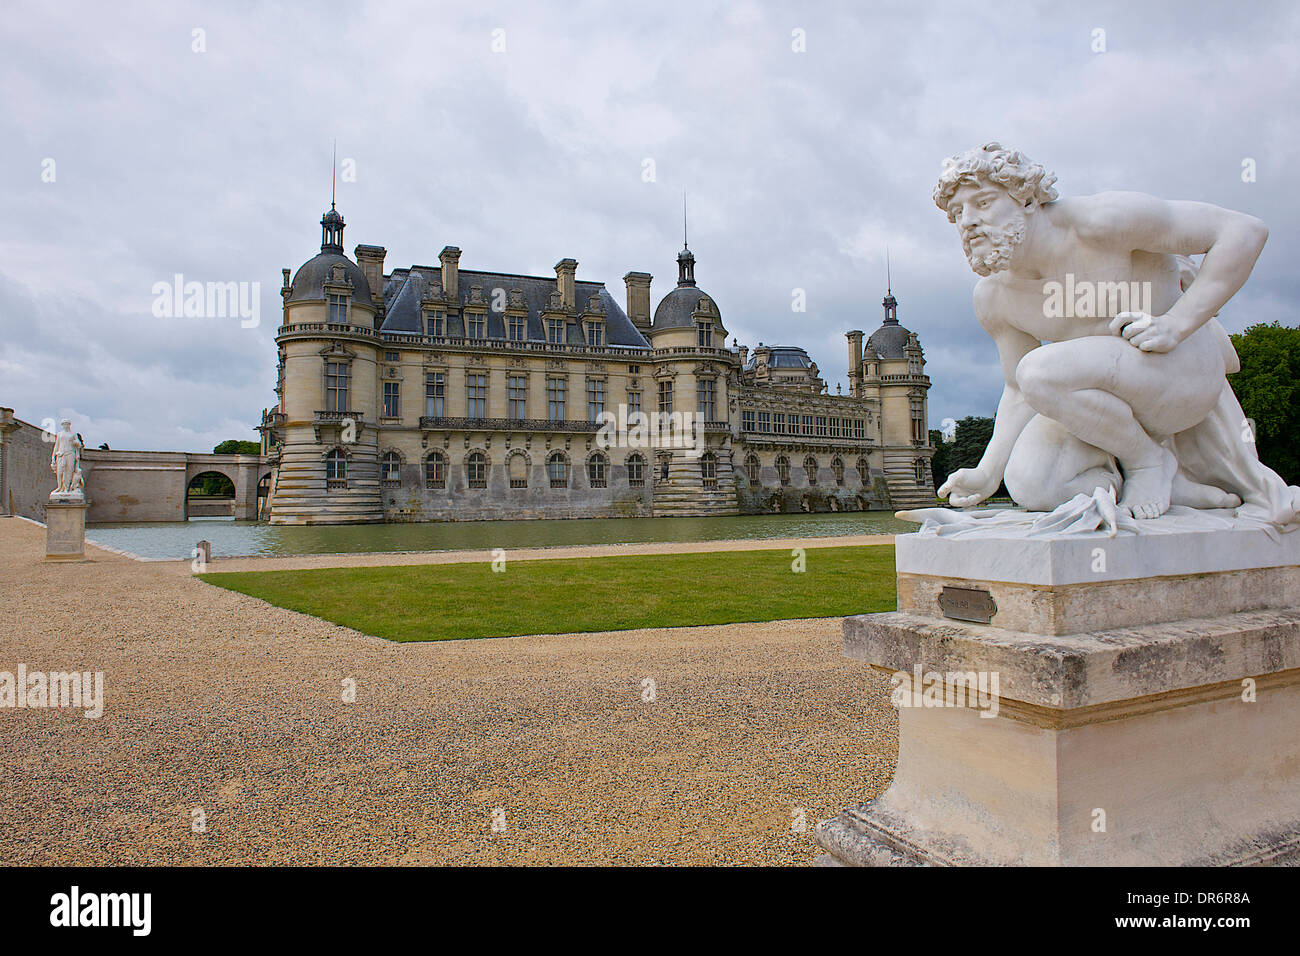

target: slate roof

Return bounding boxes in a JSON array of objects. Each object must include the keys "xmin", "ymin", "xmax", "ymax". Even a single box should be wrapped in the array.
[
  {"xmin": 287, "ymin": 252, "xmax": 374, "ymax": 306},
  {"xmin": 379, "ymin": 266, "xmax": 650, "ymax": 349},
  {"xmin": 865, "ymin": 321, "xmax": 912, "ymax": 359},
  {"xmin": 745, "ymin": 346, "xmax": 812, "ymax": 370}
]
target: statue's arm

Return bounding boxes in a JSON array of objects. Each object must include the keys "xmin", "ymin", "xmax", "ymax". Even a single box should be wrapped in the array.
[
  {"xmin": 1080, "ymin": 191, "xmax": 1268, "ymax": 350},
  {"xmin": 939, "ymin": 284, "xmax": 1039, "ymax": 506}
]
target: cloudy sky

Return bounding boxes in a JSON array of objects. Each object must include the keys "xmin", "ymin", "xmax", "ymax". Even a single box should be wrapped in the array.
[{"xmin": 2, "ymin": 0, "xmax": 1297, "ymax": 450}]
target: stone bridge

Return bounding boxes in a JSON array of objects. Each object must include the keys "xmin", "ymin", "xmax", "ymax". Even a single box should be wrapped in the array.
[{"xmin": 81, "ymin": 449, "xmax": 271, "ymax": 522}]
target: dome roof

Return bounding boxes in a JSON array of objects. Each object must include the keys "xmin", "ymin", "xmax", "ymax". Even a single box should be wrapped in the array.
[
  {"xmin": 653, "ymin": 285, "xmax": 713, "ymax": 330},
  {"xmin": 865, "ymin": 321, "xmax": 912, "ymax": 359},
  {"xmin": 287, "ymin": 252, "xmax": 373, "ymax": 306}
]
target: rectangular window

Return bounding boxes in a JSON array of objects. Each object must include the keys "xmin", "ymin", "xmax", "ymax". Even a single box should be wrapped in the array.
[
  {"xmin": 508, "ymin": 375, "xmax": 527, "ymax": 420},
  {"xmin": 466, "ymin": 313, "xmax": 486, "ymax": 339},
  {"xmin": 508, "ymin": 315, "xmax": 527, "ymax": 341},
  {"xmin": 425, "ymin": 372, "xmax": 445, "ymax": 417},
  {"xmin": 696, "ymin": 378, "xmax": 715, "ymax": 420},
  {"xmin": 830, "ymin": 417, "xmax": 840, "ymax": 438},
  {"xmin": 587, "ymin": 379, "xmax": 605, "ymax": 421},
  {"xmin": 758, "ymin": 411, "xmax": 771, "ymax": 433},
  {"xmin": 657, "ymin": 380, "xmax": 673, "ymax": 415},
  {"xmin": 854, "ymin": 419, "xmax": 866, "ymax": 439},
  {"xmin": 547, "ymin": 377, "xmax": 566, "ymax": 421},
  {"xmin": 627, "ymin": 390, "xmax": 642, "ymax": 417},
  {"xmin": 547, "ymin": 320, "xmax": 565, "ymax": 345},
  {"xmin": 628, "ymin": 456, "xmax": 644, "ymax": 487},
  {"xmin": 428, "ymin": 311, "xmax": 445, "ymax": 337},
  {"xmin": 466, "ymin": 374, "xmax": 487, "ymax": 418},
  {"xmin": 327, "ymin": 293, "xmax": 347, "ymax": 325},
  {"xmin": 816, "ymin": 416, "xmax": 828, "ymax": 437},
  {"xmin": 802, "ymin": 414, "xmax": 814, "ymax": 435},
  {"xmin": 773, "ymin": 413, "xmax": 785, "ymax": 435},
  {"xmin": 742, "ymin": 409, "xmax": 755, "ymax": 432},
  {"xmin": 325, "ymin": 361, "xmax": 349, "ymax": 412},
  {"xmin": 697, "ymin": 322, "xmax": 713, "ymax": 348},
  {"xmin": 382, "ymin": 381, "xmax": 400, "ymax": 418},
  {"xmin": 586, "ymin": 322, "xmax": 604, "ymax": 348},
  {"xmin": 628, "ymin": 364, "xmax": 640, "ymax": 374},
  {"xmin": 384, "ymin": 351, "xmax": 399, "ymax": 362}
]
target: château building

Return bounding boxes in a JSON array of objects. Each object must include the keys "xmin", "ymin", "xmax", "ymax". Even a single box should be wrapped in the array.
[{"xmin": 259, "ymin": 204, "xmax": 934, "ymax": 524}]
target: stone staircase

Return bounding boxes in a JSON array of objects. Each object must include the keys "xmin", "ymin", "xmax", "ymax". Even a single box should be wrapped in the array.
[
  {"xmin": 266, "ymin": 441, "xmax": 384, "ymax": 524},
  {"xmin": 652, "ymin": 450, "xmax": 740, "ymax": 517},
  {"xmin": 881, "ymin": 452, "xmax": 936, "ymax": 509}
]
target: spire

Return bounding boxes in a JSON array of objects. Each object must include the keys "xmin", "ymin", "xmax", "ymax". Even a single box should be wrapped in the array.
[
  {"xmin": 882, "ymin": 247, "xmax": 898, "ymax": 324},
  {"xmin": 331, "ymin": 140, "xmax": 337, "ymax": 211},
  {"xmin": 320, "ymin": 142, "xmax": 344, "ymax": 252},
  {"xmin": 676, "ymin": 188, "xmax": 696, "ymax": 286}
]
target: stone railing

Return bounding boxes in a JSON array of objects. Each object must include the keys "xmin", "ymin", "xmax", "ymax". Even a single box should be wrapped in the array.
[
  {"xmin": 314, "ymin": 410, "xmax": 365, "ymax": 423},
  {"xmin": 418, "ymin": 416, "xmax": 602, "ymax": 433}
]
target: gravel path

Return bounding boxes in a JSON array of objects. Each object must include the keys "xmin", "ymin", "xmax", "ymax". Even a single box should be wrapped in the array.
[{"xmin": 1, "ymin": 518, "xmax": 897, "ymax": 865}]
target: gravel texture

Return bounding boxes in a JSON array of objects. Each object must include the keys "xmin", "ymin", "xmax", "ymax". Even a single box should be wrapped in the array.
[{"xmin": 1, "ymin": 518, "xmax": 898, "ymax": 865}]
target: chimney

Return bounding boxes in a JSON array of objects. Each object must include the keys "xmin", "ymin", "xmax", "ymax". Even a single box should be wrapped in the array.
[
  {"xmin": 623, "ymin": 271, "xmax": 652, "ymax": 332},
  {"xmin": 737, "ymin": 343, "xmax": 749, "ymax": 366},
  {"xmin": 846, "ymin": 330, "xmax": 864, "ymax": 397},
  {"xmin": 439, "ymin": 246, "xmax": 461, "ymax": 300},
  {"xmin": 354, "ymin": 244, "xmax": 387, "ymax": 305},
  {"xmin": 555, "ymin": 258, "xmax": 578, "ymax": 311}
]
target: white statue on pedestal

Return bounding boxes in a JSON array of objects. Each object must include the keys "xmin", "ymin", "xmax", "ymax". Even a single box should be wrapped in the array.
[
  {"xmin": 50, "ymin": 420, "xmax": 84, "ymax": 500},
  {"xmin": 925, "ymin": 142, "xmax": 1299, "ymax": 535}
]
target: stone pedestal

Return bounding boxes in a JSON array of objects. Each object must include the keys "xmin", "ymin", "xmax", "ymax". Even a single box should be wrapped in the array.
[
  {"xmin": 45, "ymin": 497, "xmax": 88, "ymax": 561},
  {"xmin": 816, "ymin": 524, "xmax": 1300, "ymax": 866}
]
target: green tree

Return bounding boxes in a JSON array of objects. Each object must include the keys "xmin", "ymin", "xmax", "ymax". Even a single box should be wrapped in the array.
[
  {"xmin": 935, "ymin": 416, "xmax": 1008, "ymax": 500},
  {"xmin": 1229, "ymin": 322, "xmax": 1300, "ymax": 485},
  {"xmin": 212, "ymin": 439, "xmax": 262, "ymax": 455},
  {"xmin": 928, "ymin": 428, "xmax": 951, "ymax": 490}
]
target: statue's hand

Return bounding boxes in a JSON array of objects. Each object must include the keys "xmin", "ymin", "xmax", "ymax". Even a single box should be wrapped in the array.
[
  {"xmin": 938, "ymin": 467, "xmax": 1000, "ymax": 508},
  {"xmin": 1109, "ymin": 311, "xmax": 1181, "ymax": 353}
]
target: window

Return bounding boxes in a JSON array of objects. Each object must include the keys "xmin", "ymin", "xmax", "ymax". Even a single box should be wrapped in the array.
[
  {"xmin": 801, "ymin": 414, "xmax": 813, "ymax": 435},
  {"xmin": 547, "ymin": 319, "xmax": 565, "ymax": 345},
  {"xmin": 745, "ymin": 454, "xmax": 761, "ymax": 486},
  {"xmin": 586, "ymin": 321, "xmax": 604, "ymax": 347},
  {"xmin": 815, "ymin": 416, "xmax": 828, "ymax": 437},
  {"xmin": 742, "ymin": 409, "xmax": 755, "ymax": 432},
  {"xmin": 466, "ymin": 313, "xmax": 486, "ymax": 339},
  {"xmin": 381, "ymin": 451, "xmax": 401, "ymax": 483},
  {"xmin": 805, "ymin": 456, "xmax": 819, "ymax": 485},
  {"xmin": 508, "ymin": 315, "xmax": 527, "ymax": 341},
  {"xmin": 657, "ymin": 380, "xmax": 673, "ymax": 414},
  {"xmin": 854, "ymin": 419, "xmax": 866, "ymax": 440},
  {"xmin": 697, "ymin": 378, "xmax": 715, "ymax": 420},
  {"xmin": 588, "ymin": 452, "xmax": 607, "ymax": 488},
  {"xmin": 382, "ymin": 381, "xmax": 400, "ymax": 418},
  {"xmin": 628, "ymin": 364, "xmax": 640, "ymax": 374},
  {"xmin": 328, "ymin": 293, "xmax": 347, "ymax": 324},
  {"xmin": 466, "ymin": 374, "xmax": 487, "ymax": 418},
  {"xmin": 833, "ymin": 457, "xmax": 845, "ymax": 486},
  {"xmin": 384, "ymin": 350, "xmax": 399, "ymax": 362},
  {"xmin": 427, "ymin": 311, "xmax": 445, "ymax": 337},
  {"xmin": 325, "ymin": 448, "xmax": 347, "ymax": 481},
  {"xmin": 587, "ymin": 379, "xmax": 605, "ymax": 422},
  {"xmin": 627, "ymin": 453, "xmax": 645, "ymax": 487},
  {"xmin": 773, "ymin": 413, "xmax": 786, "ymax": 435},
  {"xmin": 857, "ymin": 457, "xmax": 870, "ymax": 485},
  {"xmin": 547, "ymin": 377, "xmax": 566, "ymax": 421},
  {"xmin": 425, "ymin": 372, "xmax": 445, "ymax": 417},
  {"xmin": 697, "ymin": 322, "xmax": 713, "ymax": 347},
  {"xmin": 505, "ymin": 375, "xmax": 527, "ymax": 420},
  {"xmin": 627, "ymin": 390, "xmax": 642, "ymax": 417},
  {"xmin": 909, "ymin": 357, "xmax": 921, "ymax": 375},
  {"xmin": 509, "ymin": 454, "xmax": 528, "ymax": 489},
  {"xmin": 325, "ymin": 361, "xmax": 349, "ymax": 412},
  {"xmin": 915, "ymin": 458, "xmax": 927, "ymax": 484},
  {"xmin": 425, "ymin": 451, "xmax": 446, "ymax": 489},
  {"xmin": 547, "ymin": 452, "xmax": 568, "ymax": 488},
  {"xmin": 466, "ymin": 451, "xmax": 487, "ymax": 489},
  {"xmin": 758, "ymin": 411, "xmax": 770, "ymax": 433},
  {"xmin": 776, "ymin": 455, "xmax": 790, "ymax": 487},
  {"xmin": 830, "ymin": 417, "xmax": 841, "ymax": 438},
  {"xmin": 911, "ymin": 398, "xmax": 926, "ymax": 442},
  {"xmin": 701, "ymin": 452, "xmax": 717, "ymax": 488}
]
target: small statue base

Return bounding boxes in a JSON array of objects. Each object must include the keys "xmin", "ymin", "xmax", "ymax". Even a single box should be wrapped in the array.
[
  {"xmin": 45, "ymin": 497, "xmax": 88, "ymax": 562},
  {"xmin": 816, "ymin": 527, "xmax": 1300, "ymax": 866}
]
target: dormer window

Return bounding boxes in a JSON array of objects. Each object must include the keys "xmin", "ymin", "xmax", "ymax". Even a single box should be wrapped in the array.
[
  {"xmin": 697, "ymin": 322, "xmax": 713, "ymax": 348},
  {"xmin": 428, "ymin": 310, "xmax": 445, "ymax": 337},
  {"xmin": 547, "ymin": 319, "xmax": 565, "ymax": 345},
  {"xmin": 585, "ymin": 321, "xmax": 604, "ymax": 348},
  {"xmin": 328, "ymin": 293, "xmax": 348, "ymax": 324},
  {"xmin": 467, "ymin": 313, "xmax": 486, "ymax": 339},
  {"xmin": 508, "ymin": 315, "xmax": 527, "ymax": 341}
]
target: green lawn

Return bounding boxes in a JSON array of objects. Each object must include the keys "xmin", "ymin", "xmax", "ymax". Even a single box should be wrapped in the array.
[{"xmin": 198, "ymin": 544, "xmax": 896, "ymax": 642}]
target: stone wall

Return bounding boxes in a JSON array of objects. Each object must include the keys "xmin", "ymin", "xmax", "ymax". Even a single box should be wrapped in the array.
[{"xmin": 0, "ymin": 410, "xmax": 56, "ymax": 520}]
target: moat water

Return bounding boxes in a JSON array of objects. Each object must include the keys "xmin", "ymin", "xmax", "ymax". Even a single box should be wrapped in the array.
[{"xmin": 86, "ymin": 511, "xmax": 919, "ymax": 560}]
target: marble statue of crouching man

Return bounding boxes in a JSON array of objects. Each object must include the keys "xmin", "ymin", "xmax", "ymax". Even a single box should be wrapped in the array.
[{"xmin": 933, "ymin": 142, "xmax": 1300, "ymax": 529}]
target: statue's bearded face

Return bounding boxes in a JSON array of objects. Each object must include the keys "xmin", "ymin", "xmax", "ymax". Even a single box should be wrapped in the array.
[{"xmin": 946, "ymin": 182, "xmax": 1029, "ymax": 276}]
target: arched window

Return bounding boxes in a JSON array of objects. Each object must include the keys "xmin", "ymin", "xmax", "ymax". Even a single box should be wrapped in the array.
[
  {"xmin": 588, "ymin": 452, "xmax": 608, "ymax": 488},
  {"xmin": 466, "ymin": 451, "xmax": 487, "ymax": 489},
  {"xmin": 508, "ymin": 453, "xmax": 528, "ymax": 489},
  {"xmin": 381, "ymin": 451, "xmax": 401, "ymax": 484},
  {"xmin": 547, "ymin": 452, "xmax": 569, "ymax": 489},
  {"xmin": 915, "ymin": 458, "xmax": 927, "ymax": 484},
  {"xmin": 857, "ymin": 457, "xmax": 870, "ymax": 485},
  {"xmin": 832, "ymin": 457, "xmax": 845, "ymax": 487},
  {"xmin": 325, "ymin": 449, "xmax": 346, "ymax": 485},
  {"xmin": 775, "ymin": 455, "xmax": 790, "ymax": 487},
  {"xmin": 804, "ymin": 456, "xmax": 818, "ymax": 486},
  {"xmin": 745, "ymin": 454, "xmax": 761, "ymax": 486},
  {"xmin": 425, "ymin": 450, "xmax": 446, "ymax": 490},
  {"xmin": 627, "ymin": 453, "xmax": 646, "ymax": 488},
  {"xmin": 701, "ymin": 451, "xmax": 717, "ymax": 488}
]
